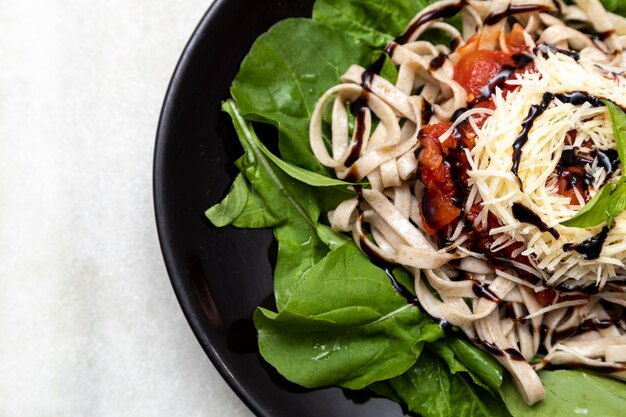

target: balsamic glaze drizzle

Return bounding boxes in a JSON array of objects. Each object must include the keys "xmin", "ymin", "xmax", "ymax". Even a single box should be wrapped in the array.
[
  {"xmin": 451, "ymin": 106, "xmax": 469, "ymax": 122},
  {"xmin": 504, "ymin": 347, "xmax": 526, "ymax": 361},
  {"xmin": 422, "ymin": 99, "xmax": 434, "ymax": 123},
  {"xmin": 479, "ymin": 340, "xmax": 525, "ymax": 361},
  {"xmin": 563, "ymin": 225, "xmax": 610, "ymax": 260},
  {"xmin": 512, "ymin": 203, "xmax": 560, "ymax": 239},
  {"xmin": 395, "ymin": 0, "xmax": 467, "ymax": 45},
  {"xmin": 484, "ymin": 4, "xmax": 551, "ymax": 26},
  {"xmin": 478, "ymin": 53, "xmax": 534, "ymax": 100},
  {"xmin": 533, "ymin": 43, "xmax": 580, "ymax": 61},
  {"xmin": 429, "ymin": 52, "xmax": 448, "ymax": 71},
  {"xmin": 450, "ymin": 37, "xmax": 462, "ymax": 52},
  {"xmin": 345, "ymin": 97, "xmax": 369, "ymax": 167},
  {"xmin": 471, "ymin": 280, "xmax": 500, "ymax": 303},
  {"xmin": 553, "ymin": 317, "xmax": 615, "ymax": 342},
  {"xmin": 597, "ymin": 149, "xmax": 620, "ymax": 176},
  {"xmin": 511, "ymin": 92, "xmax": 554, "ymax": 181},
  {"xmin": 382, "ymin": 268, "xmax": 419, "ymax": 304},
  {"xmin": 599, "ymin": 29, "xmax": 616, "ymax": 41}
]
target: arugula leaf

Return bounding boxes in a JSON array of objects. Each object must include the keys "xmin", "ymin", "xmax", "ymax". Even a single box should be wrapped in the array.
[
  {"xmin": 608, "ymin": 177, "xmax": 626, "ymax": 226},
  {"xmin": 560, "ymin": 182, "xmax": 616, "ymax": 228},
  {"xmin": 219, "ymin": 100, "xmax": 332, "ymax": 309},
  {"xmin": 255, "ymin": 242, "xmax": 444, "ymax": 389},
  {"xmin": 205, "ymin": 173, "xmax": 249, "ymax": 227},
  {"xmin": 430, "ymin": 337, "xmax": 503, "ymax": 394},
  {"xmin": 501, "ymin": 370, "xmax": 626, "ymax": 417},
  {"xmin": 389, "ymin": 350, "xmax": 511, "ymax": 417},
  {"xmin": 231, "ymin": 18, "xmax": 371, "ymax": 174},
  {"xmin": 602, "ymin": 99, "xmax": 626, "ymax": 167}
]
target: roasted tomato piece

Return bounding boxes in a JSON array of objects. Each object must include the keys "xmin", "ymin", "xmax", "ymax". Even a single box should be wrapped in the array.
[
  {"xmin": 453, "ymin": 50, "xmax": 514, "ymax": 102},
  {"xmin": 465, "ymin": 204, "xmax": 534, "ymax": 272},
  {"xmin": 421, "ymin": 191, "xmax": 461, "ymax": 235},
  {"xmin": 505, "ymin": 23, "xmax": 530, "ymax": 54},
  {"xmin": 468, "ymin": 97, "xmax": 497, "ymax": 130},
  {"xmin": 417, "ymin": 123, "xmax": 462, "ymax": 234},
  {"xmin": 556, "ymin": 166, "xmax": 588, "ymax": 205}
]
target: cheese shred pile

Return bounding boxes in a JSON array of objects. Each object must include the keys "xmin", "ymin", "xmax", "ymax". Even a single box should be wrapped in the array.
[{"xmin": 469, "ymin": 52, "xmax": 626, "ymax": 288}]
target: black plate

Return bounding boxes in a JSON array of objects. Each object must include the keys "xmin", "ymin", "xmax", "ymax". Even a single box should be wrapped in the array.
[{"xmin": 154, "ymin": 1, "xmax": 409, "ymax": 416}]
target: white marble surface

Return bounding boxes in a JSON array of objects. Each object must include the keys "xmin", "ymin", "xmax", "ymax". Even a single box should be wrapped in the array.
[{"xmin": 0, "ymin": 1, "xmax": 254, "ymax": 416}]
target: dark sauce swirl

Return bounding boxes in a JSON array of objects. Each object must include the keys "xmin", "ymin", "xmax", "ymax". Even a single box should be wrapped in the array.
[
  {"xmin": 344, "ymin": 97, "xmax": 370, "ymax": 168},
  {"xmin": 484, "ymin": 4, "xmax": 551, "ymax": 26},
  {"xmin": 479, "ymin": 339, "xmax": 526, "ymax": 361},
  {"xmin": 511, "ymin": 92, "xmax": 554, "ymax": 182},
  {"xmin": 472, "ymin": 280, "xmax": 501, "ymax": 303},
  {"xmin": 395, "ymin": 0, "xmax": 467, "ymax": 45},
  {"xmin": 512, "ymin": 203, "xmax": 560, "ymax": 239},
  {"xmin": 563, "ymin": 226, "xmax": 610, "ymax": 260}
]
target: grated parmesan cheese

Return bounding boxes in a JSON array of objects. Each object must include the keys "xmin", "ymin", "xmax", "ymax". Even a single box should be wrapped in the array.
[{"xmin": 467, "ymin": 52, "xmax": 626, "ymax": 288}]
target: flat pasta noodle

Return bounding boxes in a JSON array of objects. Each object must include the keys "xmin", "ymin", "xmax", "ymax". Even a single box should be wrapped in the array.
[{"xmin": 310, "ymin": 0, "xmax": 626, "ymax": 406}]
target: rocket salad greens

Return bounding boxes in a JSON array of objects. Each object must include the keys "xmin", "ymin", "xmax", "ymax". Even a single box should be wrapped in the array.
[{"xmin": 206, "ymin": 1, "xmax": 626, "ymax": 416}]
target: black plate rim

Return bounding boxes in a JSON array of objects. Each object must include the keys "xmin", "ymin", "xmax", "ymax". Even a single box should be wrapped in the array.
[{"xmin": 153, "ymin": 1, "xmax": 263, "ymax": 415}]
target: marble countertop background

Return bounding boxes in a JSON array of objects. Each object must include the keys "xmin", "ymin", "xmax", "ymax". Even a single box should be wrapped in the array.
[{"xmin": 0, "ymin": 1, "xmax": 253, "ymax": 415}]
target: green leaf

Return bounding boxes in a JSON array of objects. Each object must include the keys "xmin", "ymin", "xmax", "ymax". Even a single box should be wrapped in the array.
[
  {"xmin": 368, "ymin": 380, "xmax": 403, "ymax": 403},
  {"xmin": 560, "ymin": 182, "xmax": 616, "ymax": 228},
  {"xmin": 254, "ymin": 242, "xmax": 444, "ymax": 390},
  {"xmin": 602, "ymin": 99, "xmax": 626, "ymax": 167},
  {"xmin": 608, "ymin": 178, "xmax": 626, "ymax": 225},
  {"xmin": 230, "ymin": 183, "xmax": 282, "ymax": 229},
  {"xmin": 222, "ymin": 100, "xmax": 331, "ymax": 309},
  {"xmin": 231, "ymin": 18, "xmax": 371, "ymax": 174},
  {"xmin": 375, "ymin": 51, "xmax": 399, "ymax": 85},
  {"xmin": 446, "ymin": 337, "xmax": 503, "ymax": 392},
  {"xmin": 599, "ymin": 0, "xmax": 626, "ymax": 16},
  {"xmin": 256, "ymin": 144, "xmax": 354, "ymax": 187},
  {"xmin": 430, "ymin": 337, "xmax": 503, "ymax": 394},
  {"xmin": 501, "ymin": 370, "xmax": 626, "ymax": 417},
  {"xmin": 315, "ymin": 223, "xmax": 350, "ymax": 250},
  {"xmin": 205, "ymin": 173, "xmax": 249, "ymax": 227},
  {"xmin": 247, "ymin": 121, "xmax": 355, "ymax": 187},
  {"xmin": 389, "ymin": 350, "xmax": 511, "ymax": 417},
  {"xmin": 313, "ymin": 0, "xmax": 430, "ymax": 48},
  {"xmin": 391, "ymin": 266, "xmax": 416, "ymax": 296}
]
